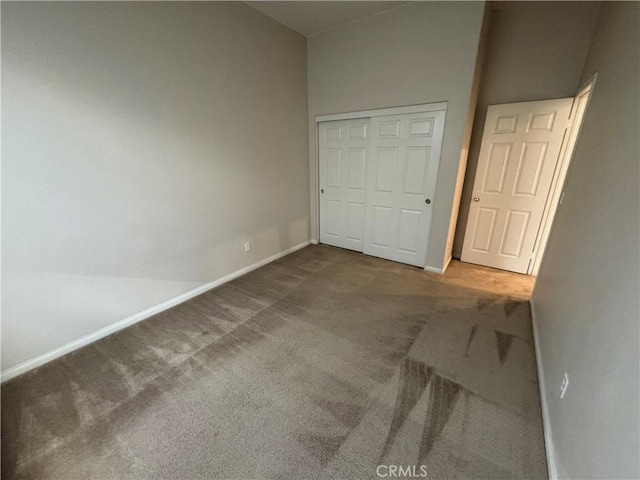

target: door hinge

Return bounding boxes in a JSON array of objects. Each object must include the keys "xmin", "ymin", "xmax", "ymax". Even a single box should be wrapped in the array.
[{"xmin": 530, "ymin": 252, "xmax": 536, "ymax": 260}]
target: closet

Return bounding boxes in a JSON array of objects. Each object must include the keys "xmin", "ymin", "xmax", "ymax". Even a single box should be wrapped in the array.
[{"xmin": 318, "ymin": 106, "xmax": 446, "ymax": 267}]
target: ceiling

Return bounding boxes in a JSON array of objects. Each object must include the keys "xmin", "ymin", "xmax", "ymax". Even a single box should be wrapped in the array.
[{"xmin": 245, "ymin": 1, "xmax": 410, "ymax": 37}]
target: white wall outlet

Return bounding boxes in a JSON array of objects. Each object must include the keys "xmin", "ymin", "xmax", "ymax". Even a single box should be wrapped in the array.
[
  {"xmin": 244, "ymin": 242, "xmax": 251, "ymax": 252},
  {"xmin": 560, "ymin": 372, "xmax": 569, "ymax": 399}
]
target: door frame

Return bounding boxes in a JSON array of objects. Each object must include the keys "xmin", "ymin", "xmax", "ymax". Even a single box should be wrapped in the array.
[
  {"xmin": 529, "ymin": 75, "xmax": 597, "ymax": 274},
  {"xmin": 312, "ymin": 102, "xmax": 448, "ymax": 270}
]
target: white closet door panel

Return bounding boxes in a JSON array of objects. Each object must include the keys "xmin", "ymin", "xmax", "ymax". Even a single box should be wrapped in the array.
[
  {"xmin": 319, "ymin": 119, "xmax": 369, "ymax": 251},
  {"xmin": 363, "ymin": 111, "xmax": 446, "ymax": 267}
]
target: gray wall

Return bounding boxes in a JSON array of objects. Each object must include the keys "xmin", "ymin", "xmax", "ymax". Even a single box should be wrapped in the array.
[
  {"xmin": 532, "ymin": 2, "xmax": 639, "ymax": 478},
  {"xmin": 2, "ymin": 2, "xmax": 309, "ymax": 373},
  {"xmin": 453, "ymin": 1, "xmax": 600, "ymax": 258},
  {"xmin": 307, "ymin": 1, "xmax": 485, "ymax": 270}
]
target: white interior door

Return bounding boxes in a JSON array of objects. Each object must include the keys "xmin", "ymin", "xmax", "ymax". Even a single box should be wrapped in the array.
[
  {"xmin": 363, "ymin": 111, "xmax": 446, "ymax": 267},
  {"xmin": 461, "ymin": 98, "xmax": 573, "ymax": 273},
  {"xmin": 319, "ymin": 119, "xmax": 370, "ymax": 251}
]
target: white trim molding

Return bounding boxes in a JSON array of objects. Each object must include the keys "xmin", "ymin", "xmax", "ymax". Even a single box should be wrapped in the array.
[
  {"xmin": 530, "ymin": 299, "xmax": 559, "ymax": 480},
  {"xmin": 1, "ymin": 240, "xmax": 311, "ymax": 383},
  {"xmin": 423, "ymin": 265, "xmax": 444, "ymax": 275},
  {"xmin": 315, "ymin": 101, "xmax": 448, "ymax": 123}
]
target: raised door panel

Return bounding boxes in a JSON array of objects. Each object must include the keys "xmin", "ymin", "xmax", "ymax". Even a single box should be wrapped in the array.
[
  {"xmin": 378, "ymin": 120, "xmax": 401, "ymax": 138},
  {"xmin": 403, "ymin": 147, "xmax": 431, "ymax": 195},
  {"xmin": 347, "ymin": 149, "xmax": 366, "ymax": 190},
  {"xmin": 481, "ymin": 143, "xmax": 511, "ymax": 194},
  {"xmin": 325, "ymin": 149, "xmax": 341, "ymax": 188},
  {"xmin": 494, "ymin": 115, "xmax": 518, "ymax": 134},
  {"xmin": 348, "ymin": 123, "xmax": 367, "ymax": 139},
  {"xmin": 512, "ymin": 142, "xmax": 548, "ymax": 196},
  {"xmin": 470, "ymin": 207, "xmax": 498, "ymax": 253},
  {"xmin": 324, "ymin": 126, "xmax": 341, "ymax": 141},
  {"xmin": 374, "ymin": 148, "xmax": 398, "ymax": 193},
  {"xmin": 408, "ymin": 118, "xmax": 434, "ymax": 137},
  {"xmin": 371, "ymin": 206, "xmax": 393, "ymax": 248},
  {"xmin": 346, "ymin": 203, "xmax": 365, "ymax": 241},
  {"xmin": 324, "ymin": 200, "xmax": 342, "ymax": 237},
  {"xmin": 397, "ymin": 209, "xmax": 422, "ymax": 253},
  {"xmin": 498, "ymin": 210, "xmax": 531, "ymax": 258}
]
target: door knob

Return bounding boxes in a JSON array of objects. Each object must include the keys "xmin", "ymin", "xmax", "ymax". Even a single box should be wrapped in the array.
[
  {"xmin": 320, "ymin": 189, "xmax": 324, "ymax": 194},
  {"xmin": 473, "ymin": 196, "xmax": 480, "ymax": 202},
  {"xmin": 425, "ymin": 199, "xmax": 431, "ymax": 204}
]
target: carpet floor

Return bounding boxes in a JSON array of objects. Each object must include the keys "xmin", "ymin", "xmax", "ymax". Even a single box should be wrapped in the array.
[{"xmin": 1, "ymin": 245, "xmax": 546, "ymax": 479}]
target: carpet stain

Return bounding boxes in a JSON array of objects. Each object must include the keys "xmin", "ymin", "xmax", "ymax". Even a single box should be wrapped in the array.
[
  {"xmin": 315, "ymin": 399, "xmax": 363, "ymax": 430},
  {"xmin": 295, "ymin": 433, "xmax": 346, "ymax": 465},
  {"xmin": 504, "ymin": 300, "xmax": 525, "ymax": 318},
  {"xmin": 380, "ymin": 357, "xmax": 434, "ymax": 461},
  {"xmin": 495, "ymin": 331, "xmax": 516, "ymax": 365},
  {"xmin": 418, "ymin": 373, "xmax": 463, "ymax": 463},
  {"xmin": 465, "ymin": 325, "xmax": 478, "ymax": 356},
  {"xmin": 476, "ymin": 297, "xmax": 496, "ymax": 310}
]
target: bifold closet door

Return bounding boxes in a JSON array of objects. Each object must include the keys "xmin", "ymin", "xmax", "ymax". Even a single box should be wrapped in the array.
[
  {"xmin": 363, "ymin": 111, "xmax": 446, "ymax": 267},
  {"xmin": 318, "ymin": 119, "xmax": 370, "ymax": 251}
]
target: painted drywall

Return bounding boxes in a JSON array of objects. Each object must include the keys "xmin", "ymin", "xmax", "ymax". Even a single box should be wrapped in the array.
[
  {"xmin": 307, "ymin": 1, "xmax": 485, "ymax": 271},
  {"xmin": 532, "ymin": 2, "xmax": 639, "ymax": 478},
  {"xmin": 453, "ymin": 1, "xmax": 600, "ymax": 258},
  {"xmin": 2, "ymin": 2, "xmax": 309, "ymax": 374}
]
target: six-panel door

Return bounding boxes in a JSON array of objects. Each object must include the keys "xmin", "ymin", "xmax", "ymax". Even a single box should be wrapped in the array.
[
  {"xmin": 319, "ymin": 119, "xmax": 370, "ymax": 251},
  {"xmin": 363, "ymin": 112, "xmax": 446, "ymax": 267},
  {"xmin": 461, "ymin": 98, "xmax": 573, "ymax": 273}
]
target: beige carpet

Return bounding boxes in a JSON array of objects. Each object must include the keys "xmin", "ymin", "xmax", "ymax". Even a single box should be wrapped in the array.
[{"xmin": 1, "ymin": 245, "xmax": 546, "ymax": 479}]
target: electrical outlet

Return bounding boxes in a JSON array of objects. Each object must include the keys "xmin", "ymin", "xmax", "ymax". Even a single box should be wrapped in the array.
[
  {"xmin": 560, "ymin": 372, "xmax": 569, "ymax": 399},
  {"xmin": 244, "ymin": 242, "xmax": 251, "ymax": 252}
]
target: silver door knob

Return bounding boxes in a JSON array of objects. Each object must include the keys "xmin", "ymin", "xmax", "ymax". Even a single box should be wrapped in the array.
[{"xmin": 473, "ymin": 196, "xmax": 480, "ymax": 202}]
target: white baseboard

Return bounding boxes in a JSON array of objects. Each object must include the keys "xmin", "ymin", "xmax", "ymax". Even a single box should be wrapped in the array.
[
  {"xmin": 1, "ymin": 240, "xmax": 311, "ymax": 383},
  {"xmin": 423, "ymin": 265, "xmax": 443, "ymax": 274},
  {"xmin": 530, "ymin": 299, "xmax": 558, "ymax": 480},
  {"xmin": 424, "ymin": 256, "xmax": 452, "ymax": 275},
  {"xmin": 310, "ymin": 239, "xmax": 319, "ymax": 245}
]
